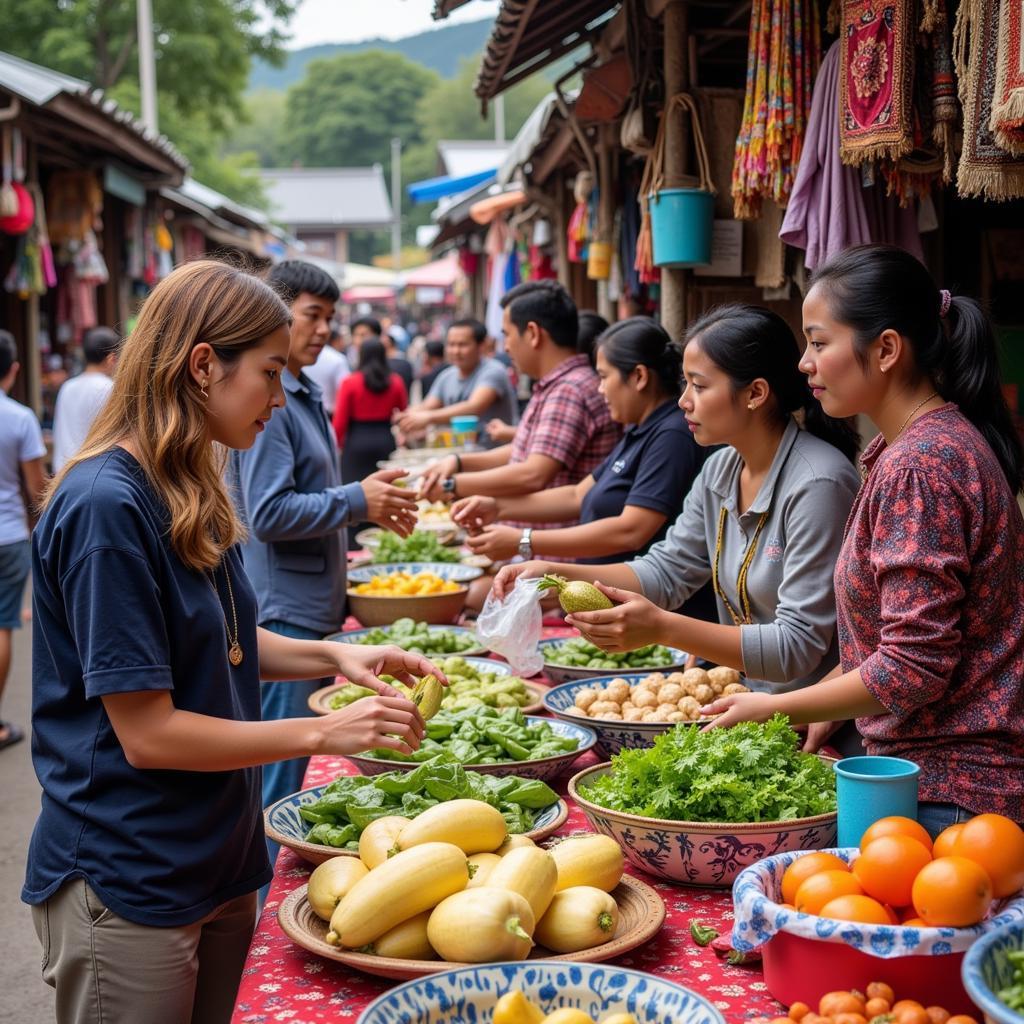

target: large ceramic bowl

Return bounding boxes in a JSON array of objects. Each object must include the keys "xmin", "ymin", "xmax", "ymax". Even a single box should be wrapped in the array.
[
  {"xmin": 964, "ymin": 920, "xmax": 1024, "ymax": 1024},
  {"xmin": 356, "ymin": 960, "xmax": 726, "ymax": 1024},
  {"xmin": 355, "ymin": 526, "xmax": 459, "ymax": 549},
  {"xmin": 265, "ymin": 787, "xmax": 569, "ymax": 866},
  {"xmin": 345, "ymin": 716, "xmax": 598, "ymax": 781},
  {"xmin": 324, "ymin": 624, "xmax": 488, "ymax": 658},
  {"xmin": 538, "ymin": 637, "xmax": 689, "ymax": 684},
  {"xmin": 347, "ymin": 562, "xmax": 484, "ymax": 585},
  {"xmin": 568, "ymin": 761, "xmax": 838, "ymax": 887}
]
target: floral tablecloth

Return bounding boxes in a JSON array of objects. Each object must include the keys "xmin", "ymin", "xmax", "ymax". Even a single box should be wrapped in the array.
[{"xmin": 231, "ymin": 631, "xmax": 783, "ymax": 1024}]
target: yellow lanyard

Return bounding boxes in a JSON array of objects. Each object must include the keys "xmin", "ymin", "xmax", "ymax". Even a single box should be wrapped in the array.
[{"xmin": 712, "ymin": 506, "xmax": 770, "ymax": 626}]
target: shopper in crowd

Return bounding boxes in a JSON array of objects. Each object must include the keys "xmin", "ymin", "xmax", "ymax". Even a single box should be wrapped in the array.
[
  {"xmin": 303, "ymin": 323, "xmax": 350, "ymax": 419},
  {"xmin": 703, "ymin": 246, "xmax": 1024, "ymax": 829},
  {"xmin": 50, "ymin": 326, "xmax": 120, "ymax": 472},
  {"xmin": 494, "ymin": 304, "xmax": 862, "ymax": 717},
  {"xmin": 396, "ymin": 318, "xmax": 517, "ymax": 447},
  {"xmin": 418, "ymin": 281, "xmax": 620, "ymax": 516},
  {"xmin": 233, "ymin": 261, "xmax": 417, "ymax": 830},
  {"xmin": 418, "ymin": 339, "xmax": 448, "ymax": 397},
  {"xmin": 0, "ymin": 331, "xmax": 45, "ymax": 752},
  {"xmin": 576, "ymin": 309, "xmax": 610, "ymax": 368},
  {"xmin": 351, "ymin": 316, "xmax": 414, "ymax": 393},
  {"xmin": 23, "ymin": 261, "xmax": 433, "ymax": 1023}
]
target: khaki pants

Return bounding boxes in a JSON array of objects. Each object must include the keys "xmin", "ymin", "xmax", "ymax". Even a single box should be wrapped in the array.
[{"xmin": 31, "ymin": 878, "xmax": 257, "ymax": 1024}]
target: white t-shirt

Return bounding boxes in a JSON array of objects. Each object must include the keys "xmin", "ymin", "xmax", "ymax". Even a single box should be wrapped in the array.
[
  {"xmin": 0, "ymin": 390, "xmax": 46, "ymax": 545},
  {"xmin": 51, "ymin": 371, "xmax": 114, "ymax": 472},
  {"xmin": 303, "ymin": 346, "xmax": 350, "ymax": 416}
]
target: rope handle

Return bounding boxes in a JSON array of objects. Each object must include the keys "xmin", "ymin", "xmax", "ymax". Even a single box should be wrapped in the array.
[{"xmin": 641, "ymin": 92, "xmax": 718, "ymax": 201}]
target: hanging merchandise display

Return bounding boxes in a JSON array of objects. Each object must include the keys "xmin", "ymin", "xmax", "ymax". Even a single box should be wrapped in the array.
[
  {"xmin": 990, "ymin": 0, "xmax": 1024, "ymax": 154},
  {"xmin": 47, "ymin": 171, "xmax": 103, "ymax": 246},
  {"xmin": 955, "ymin": 0, "xmax": 1024, "ymax": 198},
  {"xmin": 154, "ymin": 220, "xmax": 174, "ymax": 279},
  {"xmin": 732, "ymin": 0, "xmax": 821, "ymax": 218},
  {"xmin": 567, "ymin": 170, "xmax": 593, "ymax": 263},
  {"xmin": 4, "ymin": 183, "xmax": 57, "ymax": 297}
]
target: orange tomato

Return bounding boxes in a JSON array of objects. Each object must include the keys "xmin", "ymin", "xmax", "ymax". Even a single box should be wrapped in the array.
[
  {"xmin": 834, "ymin": 1015, "xmax": 867, "ymax": 1024},
  {"xmin": 789, "ymin": 1002, "xmax": 811, "ymax": 1021},
  {"xmin": 951, "ymin": 813, "xmax": 1024, "ymax": 899},
  {"xmin": 901, "ymin": 916, "xmax": 928, "ymax": 927},
  {"xmin": 945, "ymin": 1016, "xmax": 979, "ymax": 1024},
  {"xmin": 820, "ymin": 993, "xmax": 866, "ymax": 1017},
  {"xmin": 865, "ymin": 998, "xmax": 891, "ymax": 1017},
  {"xmin": 795, "ymin": 870, "xmax": 865, "ymax": 915},
  {"xmin": 865, "ymin": 984, "xmax": 895, "ymax": 1004},
  {"xmin": 925, "ymin": 1007, "xmax": 950, "ymax": 1024},
  {"xmin": 892, "ymin": 1001, "xmax": 926, "ymax": 1016},
  {"xmin": 911, "ymin": 856, "xmax": 994, "ymax": 926},
  {"xmin": 894, "ymin": 1005, "xmax": 929, "ymax": 1024},
  {"xmin": 932, "ymin": 823, "xmax": 964, "ymax": 859},
  {"xmin": 860, "ymin": 816, "xmax": 934, "ymax": 854},
  {"xmin": 781, "ymin": 852, "xmax": 851, "ymax": 905},
  {"xmin": 853, "ymin": 835, "xmax": 933, "ymax": 907},
  {"xmin": 819, "ymin": 894, "xmax": 893, "ymax": 925}
]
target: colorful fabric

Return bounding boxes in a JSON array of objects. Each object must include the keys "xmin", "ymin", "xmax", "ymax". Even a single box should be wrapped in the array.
[
  {"xmin": 991, "ymin": 0, "xmax": 1024, "ymax": 154},
  {"xmin": 732, "ymin": 0, "xmax": 822, "ymax": 217},
  {"xmin": 954, "ymin": 0, "xmax": 1024, "ymax": 199},
  {"xmin": 835, "ymin": 405, "xmax": 1024, "ymax": 819}
]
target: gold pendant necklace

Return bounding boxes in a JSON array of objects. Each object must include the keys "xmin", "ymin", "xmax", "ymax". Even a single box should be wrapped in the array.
[{"xmin": 208, "ymin": 560, "xmax": 243, "ymax": 666}]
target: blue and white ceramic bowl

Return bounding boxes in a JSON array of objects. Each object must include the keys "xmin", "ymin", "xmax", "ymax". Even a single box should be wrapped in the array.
[
  {"xmin": 324, "ymin": 624, "xmax": 488, "ymax": 657},
  {"xmin": 538, "ymin": 638, "xmax": 689, "ymax": 684},
  {"xmin": 345, "ymin": 715, "xmax": 598, "ymax": 781},
  {"xmin": 264, "ymin": 786, "xmax": 570, "ymax": 866},
  {"xmin": 963, "ymin": 919, "xmax": 1024, "ymax": 1024},
  {"xmin": 348, "ymin": 562, "xmax": 484, "ymax": 584},
  {"xmin": 569, "ymin": 761, "xmax": 838, "ymax": 887},
  {"xmin": 543, "ymin": 673, "xmax": 704, "ymax": 759},
  {"xmin": 357, "ymin": 961, "xmax": 727, "ymax": 1024}
]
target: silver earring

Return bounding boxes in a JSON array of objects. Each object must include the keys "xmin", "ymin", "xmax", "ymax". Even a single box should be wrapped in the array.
[{"xmin": 200, "ymin": 379, "xmax": 209, "ymax": 401}]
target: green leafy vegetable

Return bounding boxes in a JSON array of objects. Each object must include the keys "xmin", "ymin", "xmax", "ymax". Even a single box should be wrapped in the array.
[
  {"xmin": 580, "ymin": 714, "xmax": 836, "ymax": 823},
  {"xmin": 543, "ymin": 636, "xmax": 679, "ymax": 670},
  {"xmin": 371, "ymin": 531, "xmax": 461, "ymax": 563},
  {"xmin": 997, "ymin": 949, "xmax": 1024, "ymax": 1012}
]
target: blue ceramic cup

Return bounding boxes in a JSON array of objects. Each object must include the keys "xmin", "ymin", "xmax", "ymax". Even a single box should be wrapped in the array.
[{"xmin": 834, "ymin": 755, "xmax": 921, "ymax": 848}]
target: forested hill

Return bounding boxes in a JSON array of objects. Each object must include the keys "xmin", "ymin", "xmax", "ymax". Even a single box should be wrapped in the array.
[{"xmin": 249, "ymin": 17, "xmax": 493, "ymax": 89}]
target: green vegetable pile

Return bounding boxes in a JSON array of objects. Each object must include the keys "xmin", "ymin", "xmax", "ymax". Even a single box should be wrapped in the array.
[
  {"xmin": 580, "ymin": 714, "xmax": 837, "ymax": 823},
  {"xmin": 345, "ymin": 618, "xmax": 479, "ymax": 656},
  {"xmin": 544, "ymin": 636, "xmax": 678, "ymax": 670},
  {"xmin": 371, "ymin": 530, "xmax": 460, "ymax": 563},
  {"xmin": 300, "ymin": 755, "xmax": 559, "ymax": 849},
  {"xmin": 998, "ymin": 949, "xmax": 1024, "ymax": 1012},
  {"xmin": 363, "ymin": 705, "xmax": 581, "ymax": 764}
]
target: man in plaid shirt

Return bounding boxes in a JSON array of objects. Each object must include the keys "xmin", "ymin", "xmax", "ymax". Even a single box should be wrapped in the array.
[{"xmin": 418, "ymin": 281, "xmax": 620, "ymax": 530}]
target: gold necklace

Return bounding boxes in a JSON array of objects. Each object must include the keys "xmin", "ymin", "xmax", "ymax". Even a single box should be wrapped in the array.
[
  {"xmin": 894, "ymin": 392, "xmax": 940, "ymax": 441},
  {"xmin": 712, "ymin": 506, "xmax": 770, "ymax": 626},
  {"xmin": 209, "ymin": 560, "xmax": 243, "ymax": 666}
]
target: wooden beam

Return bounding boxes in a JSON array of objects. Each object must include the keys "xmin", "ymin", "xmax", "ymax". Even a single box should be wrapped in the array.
[
  {"xmin": 661, "ymin": 0, "xmax": 689, "ymax": 341},
  {"xmin": 698, "ymin": 0, "xmax": 752, "ymax": 57},
  {"xmin": 532, "ymin": 122, "xmax": 578, "ymax": 184}
]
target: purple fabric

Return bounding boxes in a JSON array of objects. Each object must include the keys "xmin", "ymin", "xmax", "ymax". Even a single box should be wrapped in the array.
[{"xmin": 780, "ymin": 42, "xmax": 923, "ymax": 268}]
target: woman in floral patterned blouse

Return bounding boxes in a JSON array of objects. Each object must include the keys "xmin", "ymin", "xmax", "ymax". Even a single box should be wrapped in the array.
[{"xmin": 708, "ymin": 245, "xmax": 1024, "ymax": 833}]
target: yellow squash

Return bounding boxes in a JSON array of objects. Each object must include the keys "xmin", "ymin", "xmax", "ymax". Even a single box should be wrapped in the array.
[
  {"xmin": 427, "ymin": 887, "xmax": 535, "ymax": 963},
  {"xmin": 493, "ymin": 990, "xmax": 544, "ymax": 1024},
  {"xmin": 535, "ymin": 886, "xmax": 619, "ymax": 953},
  {"xmin": 306, "ymin": 857, "xmax": 369, "ymax": 922},
  {"xmin": 327, "ymin": 842, "xmax": 468, "ymax": 948},
  {"xmin": 467, "ymin": 852, "xmax": 502, "ymax": 888},
  {"xmin": 396, "ymin": 798, "xmax": 507, "ymax": 855},
  {"xmin": 486, "ymin": 846, "xmax": 558, "ymax": 921},
  {"xmin": 358, "ymin": 815, "xmax": 410, "ymax": 870},
  {"xmin": 550, "ymin": 834, "xmax": 624, "ymax": 892},
  {"xmin": 359, "ymin": 910, "xmax": 436, "ymax": 960},
  {"xmin": 495, "ymin": 834, "xmax": 537, "ymax": 856}
]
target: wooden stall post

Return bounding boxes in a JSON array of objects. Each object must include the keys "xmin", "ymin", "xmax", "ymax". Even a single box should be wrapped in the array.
[
  {"xmin": 598, "ymin": 122, "xmax": 617, "ymax": 322},
  {"xmin": 662, "ymin": 0, "xmax": 690, "ymax": 340}
]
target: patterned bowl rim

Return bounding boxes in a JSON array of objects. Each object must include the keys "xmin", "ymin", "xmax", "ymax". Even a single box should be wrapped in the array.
[
  {"xmin": 324, "ymin": 625, "xmax": 488, "ymax": 656},
  {"xmin": 343, "ymin": 714, "xmax": 598, "ymax": 773},
  {"xmin": 356, "ymin": 958, "xmax": 727, "ymax": 1024},
  {"xmin": 346, "ymin": 586, "xmax": 471, "ymax": 599},
  {"xmin": 537, "ymin": 638, "xmax": 689, "ymax": 672},
  {"xmin": 347, "ymin": 562, "xmax": 484, "ymax": 583},
  {"xmin": 962, "ymin": 919, "xmax": 1024, "ymax": 1024},
  {"xmin": 542, "ymin": 674, "xmax": 716, "ymax": 732},
  {"xmin": 568, "ymin": 760, "xmax": 838, "ymax": 833}
]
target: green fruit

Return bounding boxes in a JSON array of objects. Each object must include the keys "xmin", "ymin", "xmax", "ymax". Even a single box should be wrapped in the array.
[
  {"xmin": 410, "ymin": 675, "xmax": 444, "ymax": 720},
  {"xmin": 535, "ymin": 574, "xmax": 614, "ymax": 613}
]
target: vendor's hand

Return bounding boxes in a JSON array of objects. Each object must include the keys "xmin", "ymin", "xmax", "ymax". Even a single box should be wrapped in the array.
[
  {"xmin": 486, "ymin": 418, "xmax": 516, "ymax": 444},
  {"xmin": 451, "ymin": 495, "xmax": 499, "ymax": 534},
  {"xmin": 335, "ymin": 643, "xmax": 448, "ymax": 692},
  {"xmin": 492, "ymin": 559, "xmax": 551, "ymax": 600},
  {"xmin": 317, "ymin": 696, "xmax": 425, "ymax": 757},
  {"xmin": 466, "ymin": 524, "xmax": 520, "ymax": 560},
  {"xmin": 802, "ymin": 720, "xmax": 841, "ymax": 753},
  {"xmin": 565, "ymin": 582, "xmax": 666, "ymax": 652},
  {"xmin": 396, "ymin": 408, "xmax": 434, "ymax": 435},
  {"xmin": 361, "ymin": 468, "xmax": 418, "ymax": 536},
  {"xmin": 417, "ymin": 455, "xmax": 458, "ymax": 501},
  {"xmin": 700, "ymin": 691, "xmax": 780, "ymax": 731}
]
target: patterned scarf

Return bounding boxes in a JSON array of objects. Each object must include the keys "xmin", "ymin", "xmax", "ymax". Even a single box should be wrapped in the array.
[{"xmin": 990, "ymin": 0, "xmax": 1024, "ymax": 154}]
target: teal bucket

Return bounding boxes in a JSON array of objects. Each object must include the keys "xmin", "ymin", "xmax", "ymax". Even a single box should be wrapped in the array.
[{"xmin": 649, "ymin": 187, "xmax": 715, "ymax": 267}]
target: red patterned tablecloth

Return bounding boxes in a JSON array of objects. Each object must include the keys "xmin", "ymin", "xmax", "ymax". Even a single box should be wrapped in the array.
[{"xmin": 232, "ymin": 633, "xmax": 784, "ymax": 1024}]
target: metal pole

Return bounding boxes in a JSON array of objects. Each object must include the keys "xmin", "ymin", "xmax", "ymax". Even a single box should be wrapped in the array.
[
  {"xmin": 391, "ymin": 136, "xmax": 402, "ymax": 271},
  {"xmin": 137, "ymin": 0, "xmax": 159, "ymax": 132},
  {"xmin": 494, "ymin": 93, "xmax": 506, "ymax": 143}
]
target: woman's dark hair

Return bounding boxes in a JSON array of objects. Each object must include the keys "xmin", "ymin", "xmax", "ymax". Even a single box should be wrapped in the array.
[
  {"xmin": 810, "ymin": 245, "xmax": 1023, "ymax": 493},
  {"xmin": 576, "ymin": 310, "xmax": 610, "ymax": 367},
  {"xmin": 357, "ymin": 338, "xmax": 391, "ymax": 394},
  {"xmin": 686, "ymin": 304, "xmax": 860, "ymax": 463},
  {"xmin": 596, "ymin": 316, "xmax": 683, "ymax": 398}
]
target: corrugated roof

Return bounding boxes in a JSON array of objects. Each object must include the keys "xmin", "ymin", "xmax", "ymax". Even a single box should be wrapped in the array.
[
  {"xmin": 259, "ymin": 167, "xmax": 394, "ymax": 229},
  {"xmin": 432, "ymin": 0, "xmax": 477, "ymax": 18},
  {"xmin": 437, "ymin": 139, "xmax": 511, "ymax": 177}
]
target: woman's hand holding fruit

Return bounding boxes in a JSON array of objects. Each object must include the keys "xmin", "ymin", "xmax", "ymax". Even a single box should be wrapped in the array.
[
  {"xmin": 565, "ymin": 582, "xmax": 669, "ymax": 652},
  {"xmin": 316, "ymin": 695, "xmax": 426, "ymax": 757},
  {"xmin": 331, "ymin": 642, "xmax": 446, "ymax": 693},
  {"xmin": 492, "ymin": 560, "xmax": 553, "ymax": 600}
]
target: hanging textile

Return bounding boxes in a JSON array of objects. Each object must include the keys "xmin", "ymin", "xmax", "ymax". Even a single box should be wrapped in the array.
[
  {"xmin": 732, "ymin": 0, "xmax": 821, "ymax": 218},
  {"xmin": 990, "ymin": 0, "xmax": 1024, "ymax": 154},
  {"xmin": 954, "ymin": 0, "xmax": 1024, "ymax": 198}
]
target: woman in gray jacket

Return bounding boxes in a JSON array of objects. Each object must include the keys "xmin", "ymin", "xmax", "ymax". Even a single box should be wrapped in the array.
[{"xmin": 495, "ymin": 306, "xmax": 861, "ymax": 702}]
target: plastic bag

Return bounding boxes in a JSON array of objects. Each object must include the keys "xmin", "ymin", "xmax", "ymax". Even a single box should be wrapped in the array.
[{"xmin": 475, "ymin": 576, "xmax": 544, "ymax": 677}]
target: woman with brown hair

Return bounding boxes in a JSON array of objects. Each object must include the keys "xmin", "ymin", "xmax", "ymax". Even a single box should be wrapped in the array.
[{"xmin": 21, "ymin": 261, "xmax": 433, "ymax": 1024}]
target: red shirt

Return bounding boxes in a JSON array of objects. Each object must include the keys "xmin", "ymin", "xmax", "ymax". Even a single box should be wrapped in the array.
[
  {"xmin": 332, "ymin": 371, "xmax": 407, "ymax": 448},
  {"xmin": 836, "ymin": 404, "xmax": 1024, "ymax": 818}
]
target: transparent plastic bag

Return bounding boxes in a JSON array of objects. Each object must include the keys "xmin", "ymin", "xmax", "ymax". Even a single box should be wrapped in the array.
[{"xmin": 475, "ymin": 576, "xmax": 544, "ymax": 677}]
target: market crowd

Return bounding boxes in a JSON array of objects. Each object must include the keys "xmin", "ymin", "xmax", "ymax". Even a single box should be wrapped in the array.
[{"xmin": 1, "ymin": 248, "xmax": 1021, "ymax": 1023}]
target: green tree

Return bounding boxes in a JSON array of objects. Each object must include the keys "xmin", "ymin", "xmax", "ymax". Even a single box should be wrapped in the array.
[{"xmin": 222, "ymin": 90, "xmax": 289, "ymax": 168}]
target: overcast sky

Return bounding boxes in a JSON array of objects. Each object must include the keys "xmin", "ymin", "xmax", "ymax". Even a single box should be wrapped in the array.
[{"xmin": 285, "ymin": 0, "xmax": 494, "ymax": 49}]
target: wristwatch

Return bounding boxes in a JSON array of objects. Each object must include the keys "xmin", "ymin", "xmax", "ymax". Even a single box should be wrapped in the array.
[
  {"xmin": 441, "ymin": 476, "xmax": 458, "ymax": 499},
  {"xmin": 518, "ymin": 527, "xmax": 533, "ymax": 560}
]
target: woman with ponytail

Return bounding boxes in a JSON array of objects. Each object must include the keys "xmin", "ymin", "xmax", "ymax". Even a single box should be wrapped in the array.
[
  {"xmin": 707, "ymin": 245, "xmax": 1024, "ymax": 830},
  {"xmin": 493, "ymin": 305, "xmax": 862, "ymax": 700}
]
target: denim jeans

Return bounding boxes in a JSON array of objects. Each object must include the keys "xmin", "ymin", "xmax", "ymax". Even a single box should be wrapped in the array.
[{"xmin": 916, "ymin": 801, "xmax": 974, "ymax": 839}]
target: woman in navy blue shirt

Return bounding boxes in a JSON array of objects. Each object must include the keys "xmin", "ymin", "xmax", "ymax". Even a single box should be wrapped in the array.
[
  {"xmin": 451, "ymin": 317, "xmax": 705, "ymax": 565},
  {"xmin": 22, "ymin": 261, "xmax": 434, "ymax": 1024}
]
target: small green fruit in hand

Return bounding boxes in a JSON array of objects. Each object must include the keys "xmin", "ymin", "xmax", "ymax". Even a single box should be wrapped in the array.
[
  {"xmin": 410, "ymin": 674, "xmax": 444, "ymax": 720},
  {"xmin": 536, "ymin": 574, "xmax": 614, "ymax": 613}
]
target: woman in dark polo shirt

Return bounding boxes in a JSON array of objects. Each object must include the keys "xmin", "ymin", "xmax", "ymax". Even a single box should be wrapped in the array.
[{"xmin": 451, "ymin": 317, "xmax": 705, "ymax": 566}]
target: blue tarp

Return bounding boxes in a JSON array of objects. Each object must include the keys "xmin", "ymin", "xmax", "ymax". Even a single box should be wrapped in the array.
[{"xmin": 407, "ymin": 169, "xmax": 496, "ymax": 204}]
